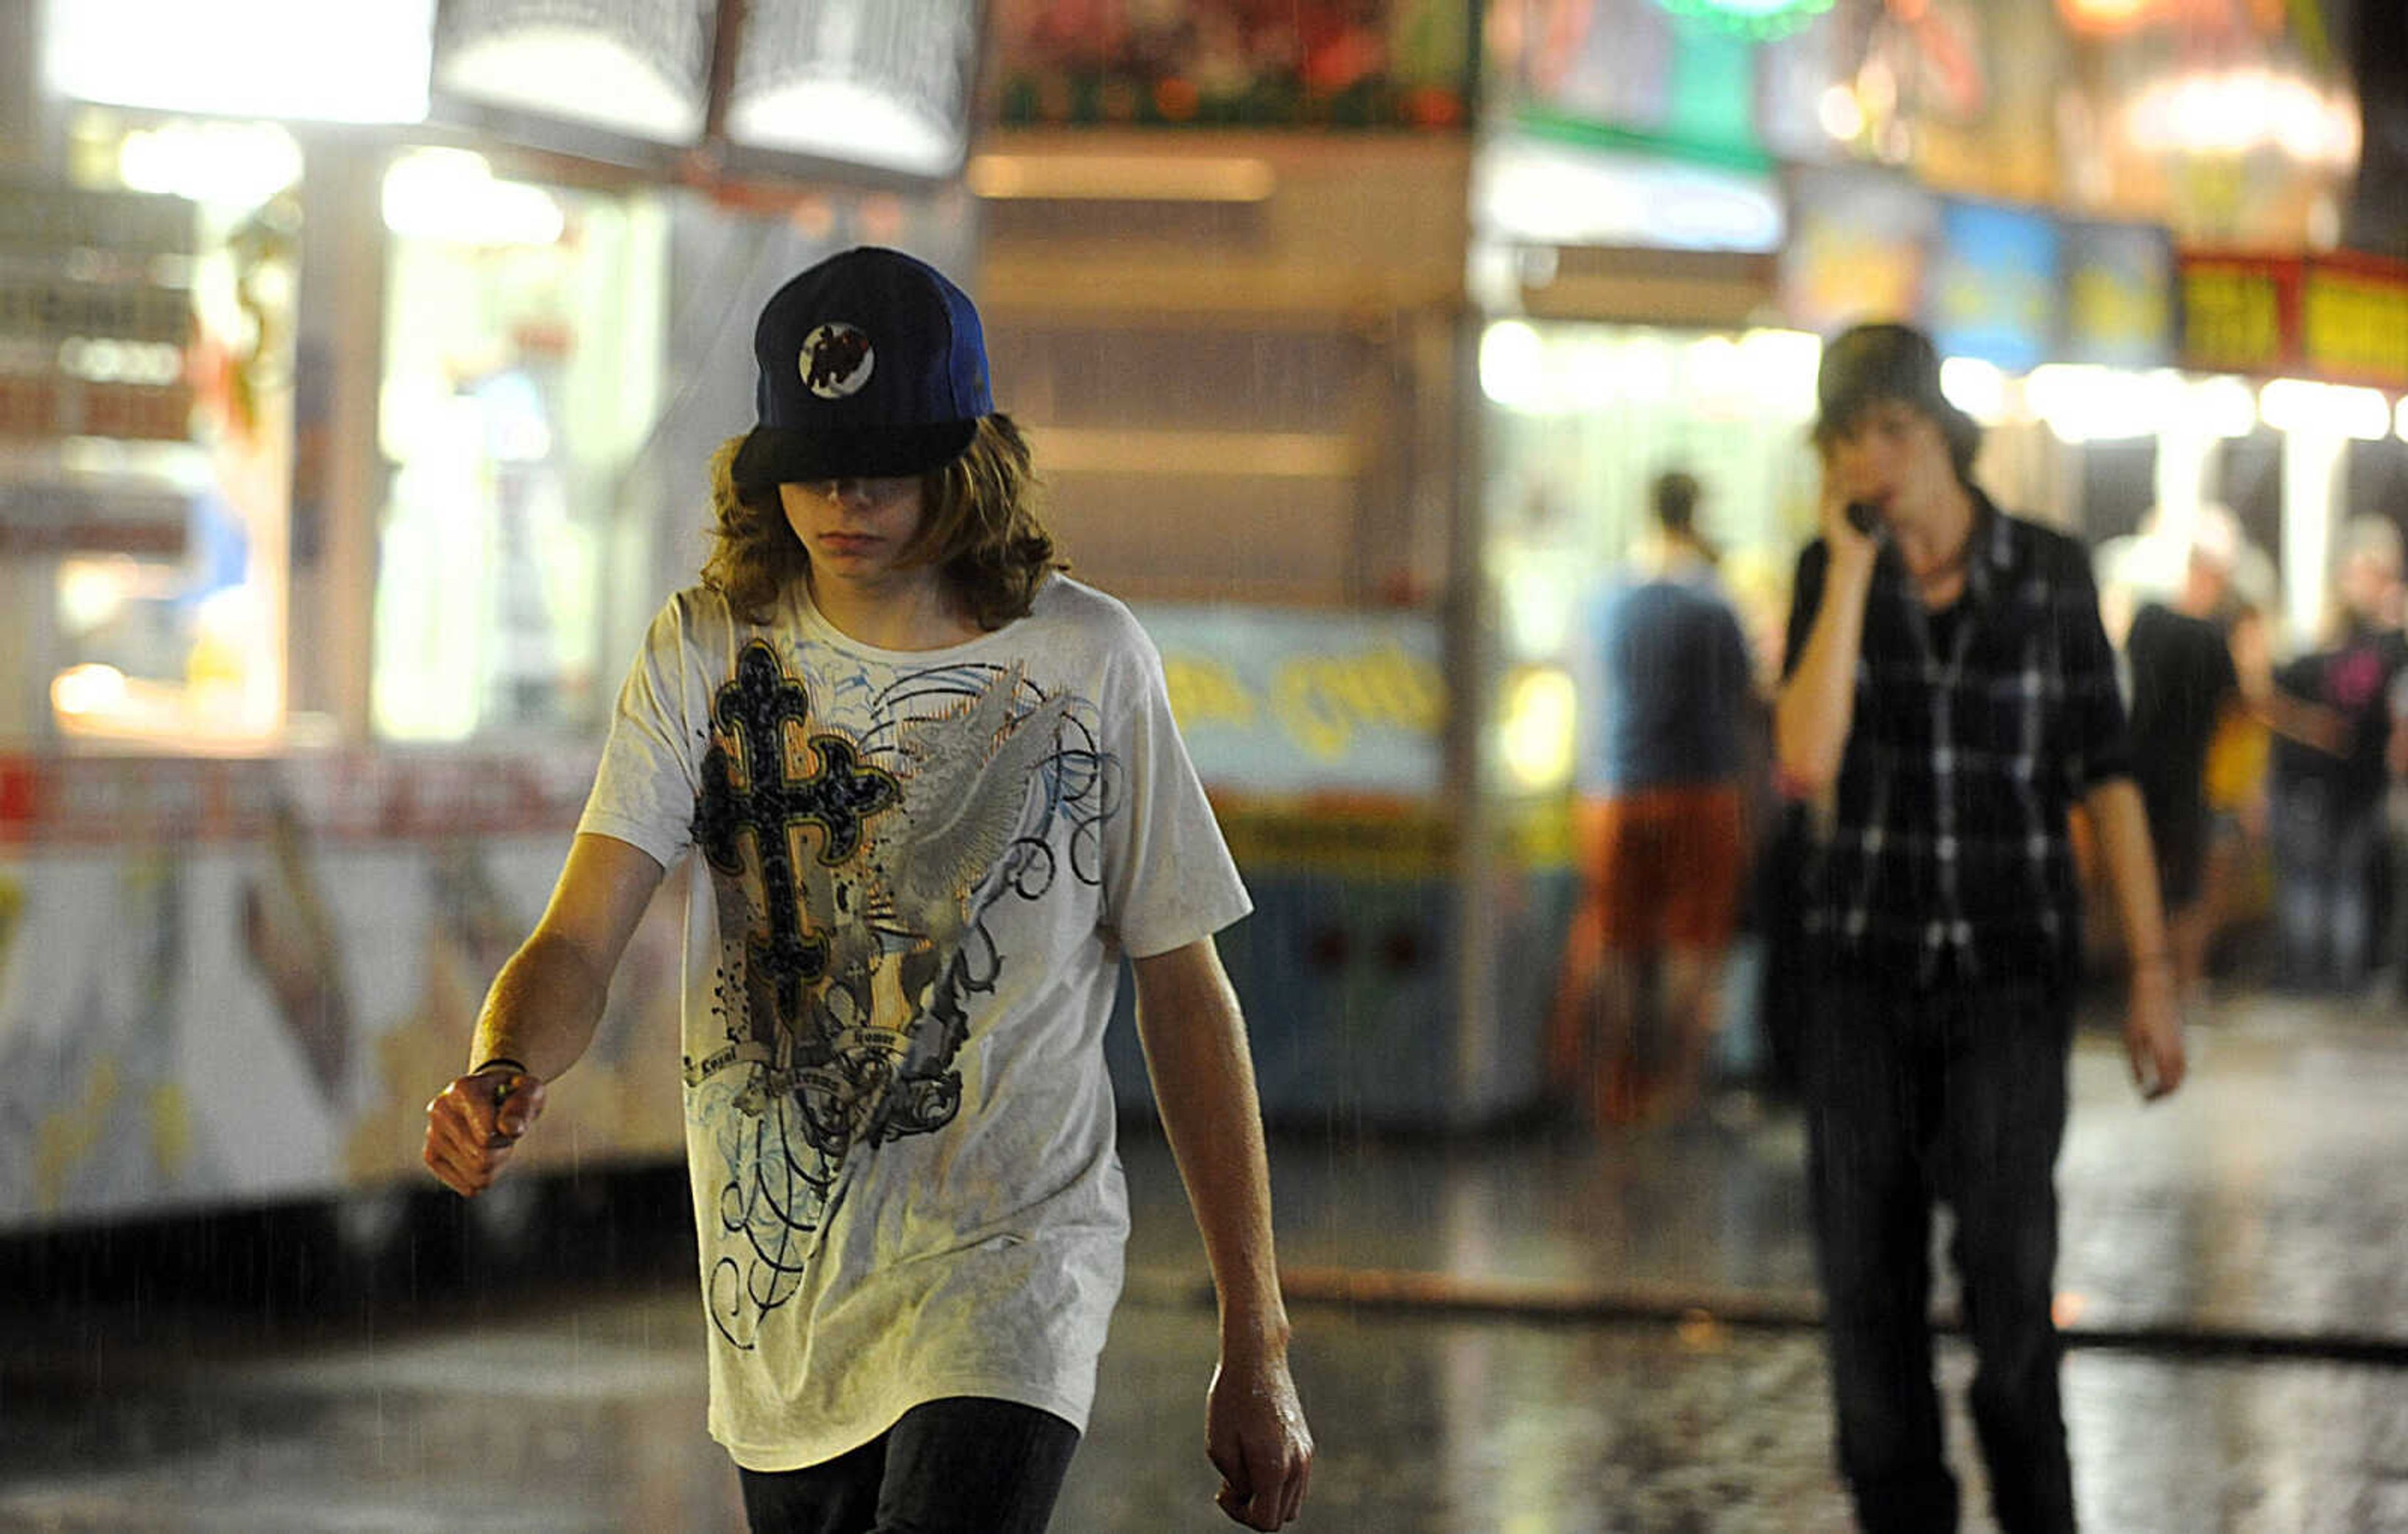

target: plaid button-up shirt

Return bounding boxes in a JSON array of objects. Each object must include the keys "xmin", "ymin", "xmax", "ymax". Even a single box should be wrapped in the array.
[{"xmin": 1782, "ymin": 492, "xmax": 2133, "ymax": 988}]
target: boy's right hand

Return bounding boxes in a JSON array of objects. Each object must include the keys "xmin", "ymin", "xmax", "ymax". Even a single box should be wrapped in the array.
[
  {"xmin": 1818, "ymin": 478, "xmax": 1883, "ymax": 567},
  {"xmin": 423, "ymin": 1065, "xmax": 546, "ymax": 1197}
]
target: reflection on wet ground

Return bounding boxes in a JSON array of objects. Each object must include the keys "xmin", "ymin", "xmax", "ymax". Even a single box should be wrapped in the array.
[{"xmin": 2, "ymin": 992, "xmax": 2403, "ymax": 1531}]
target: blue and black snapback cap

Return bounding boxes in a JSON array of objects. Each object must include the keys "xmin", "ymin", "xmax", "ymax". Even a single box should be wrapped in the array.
[{"xmin": 732, "ymin": 246, "xmax": 992, "ymax": 489}]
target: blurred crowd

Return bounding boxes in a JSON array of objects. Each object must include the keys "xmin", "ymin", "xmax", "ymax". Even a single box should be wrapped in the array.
[{"xmin": 1551, "ymin": 475, "xmax": 2408, "ymax": 1131}]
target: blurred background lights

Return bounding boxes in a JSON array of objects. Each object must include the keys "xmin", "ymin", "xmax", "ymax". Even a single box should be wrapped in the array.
[
  {"xmin": 116, "ymin": 120, "xmax": 304, "ymax": 208},
  {"xmin": 381, "ymin": 149, "xmax": 567, "ymax": 247},
  {"xmin": 1817, "ymin": 84, "xmax": 1865, "ymax": 142},
  {"xmin": 43, "ymin": 0, "xmax": 433, "ymax": 124},
  {"xmin": 50, "ymin": 664, "xmax": 129, "ymax": 717},
  {"xmin": 2057, "ymin": 0, "xmax": 2153, "ymax": 30},
  {"xmin": 1939, "ymin": 357, "xmax": 2007, "ymax": 426},
  {"xmin": 55, "ymin": 559, "xmax": 142, "ymax": 637},
  {"xmin": 2125, "ymin": 68, "xmax": 2359, "ymax": 167},
  {"xmin": 2027, "ymin": 365, "xmax": 2187, "ymax": 443},
  {"xmin": 1652, "ymin": 0, "xmax": 1837, "ymax": 42},
  {"xmin": 1738, "ymin": 329, "xmax": 1821, "ymax": 415},
  {"xmin": 1498, "ymin": 665, "xmax": 1578, "ymax": 793},
  {"xmin": 2195, "ymin": 376, "xmax": 2261, "ymax": 439},
  {"xmin": 1478, "ymin": 321, "xmax": 1546, "ymax": 411},
  {"xmin": 2259, "ymin": 378, "xmax": 2392, "ymax": 440}
]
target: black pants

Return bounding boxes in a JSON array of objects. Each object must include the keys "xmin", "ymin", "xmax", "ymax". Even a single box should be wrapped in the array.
[
  {"xmin": 739, "ymin": 1397, "xmax": 1080, "ymax": 1534},
  {"xmin": 1802, "ymin": 978, "xmax": 2076, "ymax": 1534}
]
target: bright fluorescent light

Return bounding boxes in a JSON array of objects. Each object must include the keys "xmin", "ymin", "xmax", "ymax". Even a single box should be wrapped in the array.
[
  {"xmin": 729, "ymin": 80, "xmax": 962, "ymax": 179},
  {"xmin": 1479, "ymin": 321, "xmax": 1546, "ymax": 410},
  {"xmin": 2195, "ymin": 376, "xmax": 2259, "ymax": 438},
  {"xmin": 117, "ymin": 120, "xmax": 304, "ymax": 208},
  {"xmin": 44, "ymin": 0, "xmax": 432, "ymax": 124},
  {"xmin": 381, "ymin": 150, "xmax": 565, "ymax": 246},
  {"xmin": 2029, "ymin": 365, "xmax": 2183, "ymax": 442},
  {"xmin": 1739, "ymin": 329, "xmax": 1820, "ymax": 415},
  {"xmin": 2332, "ymin": 385, "xmax": 2394, "ymax": 440},
  {"xmin": 437, "ymin": 29, "xmax": 703, "ymax": 144},
  {"xmin": 1940, "ymin": 357, "xmax": 2006, "ymax": 426},
  {"xmin": 2261, "ymin": 378, "xmax": 2391, "ymax": 439}
]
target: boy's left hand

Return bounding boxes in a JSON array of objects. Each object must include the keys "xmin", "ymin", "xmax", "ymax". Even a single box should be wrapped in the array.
[
  {"xmin": 2125, "ymin": 960, "xmax": 2185, "ymax": 1101},
  {"xmin": 1207, "ymin": 1348, "xmax": 1312, "ymax": 1529}
]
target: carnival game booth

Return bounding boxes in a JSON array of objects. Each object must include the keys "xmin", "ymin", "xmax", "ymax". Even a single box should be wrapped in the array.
[
  {"xmin": 974, "ymin": 2, "xmax": 1549, "ymax": 1129},
  {"xmin": 0, "ymin": 749, "xmax": 690, "ymax": 1237},
  {"xmin": 1099, "ymin": 604, "xmax": 1558, "ymax": 1131}
]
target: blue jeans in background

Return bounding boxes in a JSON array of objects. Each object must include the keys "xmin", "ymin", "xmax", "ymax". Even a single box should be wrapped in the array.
[
  {"xmin": 2270, "ymin": 776, "xmax": 2381, "ymax": 993},
  {"xmin": 1802, "ymin": 977, "xmax": 2077, "ymax": 1534}
]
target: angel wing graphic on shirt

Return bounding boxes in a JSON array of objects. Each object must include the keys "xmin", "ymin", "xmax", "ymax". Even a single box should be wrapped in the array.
[{"xmin": 867, "ymin": 668, "xmax": 1079, "ymax": 1110}]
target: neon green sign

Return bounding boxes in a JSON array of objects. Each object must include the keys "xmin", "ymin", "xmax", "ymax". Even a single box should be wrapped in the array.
[{"xmin": 1654, "ymin": 0, "xmax": 1837, "ymax": 40}]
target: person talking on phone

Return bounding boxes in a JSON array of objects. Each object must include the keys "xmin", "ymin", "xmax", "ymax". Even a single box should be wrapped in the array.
[{"xmin": 1775, "ymin": 322, "xmax": 2184, "ymax": 1534}]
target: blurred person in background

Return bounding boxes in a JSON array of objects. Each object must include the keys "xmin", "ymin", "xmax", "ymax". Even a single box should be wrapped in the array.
[
  {"xmin": 1777, "ymin": 322, "xmax": 2183, "ymax": 1534},
  {"xmin": 2267, "ymin": 513, "xmax": 2408, "ymax": 996},
  {"xmin": 2199, "ymin": 600, "xmax": 2279, "ymax": 976},
  {"xmin": 421, "ymin": 248, "xmax": 1312, "ymax": 1534},
  {"xmin": 1550, "ymin": 469, "xmax": 1755, "ymax": 1128},
  {"xmin": 2120, "ymin": 510, "xmax": 2241, "ymax": 1007}
]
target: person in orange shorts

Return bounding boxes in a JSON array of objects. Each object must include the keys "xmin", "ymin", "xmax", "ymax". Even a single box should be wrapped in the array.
[{"xmin": 1551, "ymin": 470, "xmax": 1754, "ymax": 1126}]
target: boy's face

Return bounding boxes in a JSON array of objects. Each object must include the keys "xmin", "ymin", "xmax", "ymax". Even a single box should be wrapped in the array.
[
  {"xmin": 1820, "ymin": 397, "xmax": 1957, "ymax": 532},
  {"xmin": 780, "ymin": 475, "xmax": 930, "ymax": 585}
]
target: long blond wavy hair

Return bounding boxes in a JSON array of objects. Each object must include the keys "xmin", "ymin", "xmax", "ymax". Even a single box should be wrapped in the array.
[{"xmin": 701, "ymin": 413, "xmax": 1062, "ymax": 630}]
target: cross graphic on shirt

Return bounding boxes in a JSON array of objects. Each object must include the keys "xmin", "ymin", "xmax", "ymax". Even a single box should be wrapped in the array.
[{"xmin": 695, "ymin": 641, "xmax": 899, "ymax": 1027}]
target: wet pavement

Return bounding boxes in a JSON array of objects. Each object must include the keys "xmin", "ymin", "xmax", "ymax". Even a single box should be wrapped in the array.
[{"xmin": 3, "ymin": 988, "xmax": 2404, "ymax": 1532}]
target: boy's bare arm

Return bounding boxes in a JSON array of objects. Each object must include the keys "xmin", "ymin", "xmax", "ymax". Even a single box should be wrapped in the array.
[
  {"xmin": 1131, "ymin": 937, "xmax": 1312, "ymax": 1531},
  {"xmin": 423, "ymin": 833, "xmax": 665, "ymax": 1197},
  {"xmin": 2083, "ymin": 778, "xmax": 2185, "ymax": 1101}
]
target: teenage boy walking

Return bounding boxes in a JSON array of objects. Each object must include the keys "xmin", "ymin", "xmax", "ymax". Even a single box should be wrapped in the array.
[
  {"xmin": 1776, "ymin": 322, "xmax": 2185, "ymax": 1534},
  {"xmin": 423, "ymin": 248, "xmax": 1311, "ymax": 1533}
]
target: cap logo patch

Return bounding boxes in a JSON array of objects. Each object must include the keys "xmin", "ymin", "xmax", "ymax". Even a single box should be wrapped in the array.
[{"xmin": 801, "ymin": 322, "xmax": 874, "ymax": 399}]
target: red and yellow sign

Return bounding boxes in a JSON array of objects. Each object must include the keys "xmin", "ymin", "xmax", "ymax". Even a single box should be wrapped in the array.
[
  {"xmin": 2178, "ymin": 250, "xmax": 2408, "ymax": 389},
  {"xmin": 2300, "ymin": 256, "xmax": 2408, "ymax": 391},
  {"xmin": 2178, "ymin": 253, "xmax": 2294, "ymax": 376}
]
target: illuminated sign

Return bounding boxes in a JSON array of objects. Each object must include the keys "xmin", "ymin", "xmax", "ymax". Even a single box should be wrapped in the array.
[
  {"xmin": 2177, "ymin": 255, "xmax": 2296, "ymax": 378},
  {"xmin": 2059, "ymin": 221, "xmax": 2175, "ymax": 368},
  {"xmin": 1653, "ymin": 0, "xmax": 1835, "ymax": 41},
  {"xmin": 1138, "ymin": 606, "xmax": 1445, "ymax": 796},
  {"xmin": 1926, "ymin": 199, "xmax": 2061, "ymax": 373},
  {"xmin": 1778, "ymin": 166, "xmax": 1938, "ymax": 336},
  {"xmin": 2175, "ymin": 252, "xmax": 2408, "ymax": 389},
  {"xmin": 1476, "ymin": 135, "xmax": 1784, "ymax": 253},
  {"xmin": 2300, "ymin": 260, "xmax": 2408, "ymax": 391}
]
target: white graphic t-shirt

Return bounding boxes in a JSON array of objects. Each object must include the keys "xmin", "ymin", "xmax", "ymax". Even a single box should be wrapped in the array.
[{"xmin": 576, "ymin": 573, "xmax": 1250, "ymax": 1470}]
